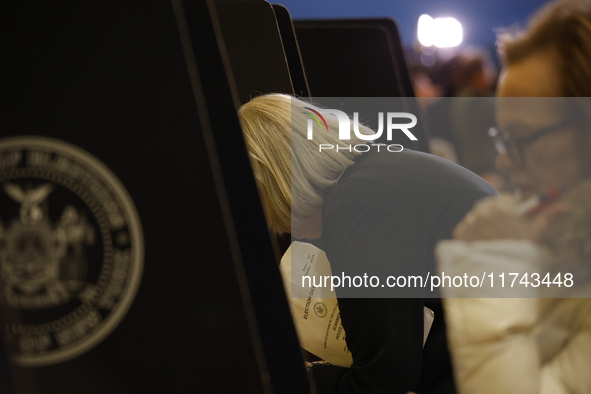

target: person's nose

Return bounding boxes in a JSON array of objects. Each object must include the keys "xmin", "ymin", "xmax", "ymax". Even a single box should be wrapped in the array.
[{"xmin": 495, "ymin": 151, "xmax": 519, "ymax": 174}]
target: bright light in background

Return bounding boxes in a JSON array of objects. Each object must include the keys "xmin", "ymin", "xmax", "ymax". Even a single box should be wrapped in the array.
[
  {"xmin": 417, "ymin": 14, "xmax": 463, "ymax": 48},
  {"xmin": 417, "ymin": 15, "xmax": 435, "ymax": 47},
  {"xmin": 433, "ymin": 18, "xmax": 463, "ymax": 47}
]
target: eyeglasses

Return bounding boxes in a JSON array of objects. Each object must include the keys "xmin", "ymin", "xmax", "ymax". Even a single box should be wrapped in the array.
[{"xmin": 488, "ymin": 119, "xmax": 576, "ymax": 168}]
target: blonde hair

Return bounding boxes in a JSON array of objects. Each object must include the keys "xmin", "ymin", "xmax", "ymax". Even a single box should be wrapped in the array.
[
  {"xmin": 498, "ymin": 0, "xmax": 591, "ymax": 96},
  {"xmin": 238, "ymin": 94, "xmax": 374, "ymax": 234}
]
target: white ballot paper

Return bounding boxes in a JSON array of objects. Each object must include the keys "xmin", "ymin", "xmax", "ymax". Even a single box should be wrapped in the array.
[{"xmin": 280, "ymin": 241, "xmax": 434, "ymax": 368}]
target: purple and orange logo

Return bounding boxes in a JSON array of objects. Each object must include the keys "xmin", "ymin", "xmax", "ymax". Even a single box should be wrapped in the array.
[{"xmin": 303, "ymin": 107, "xmax": 328, "ymax": 131}]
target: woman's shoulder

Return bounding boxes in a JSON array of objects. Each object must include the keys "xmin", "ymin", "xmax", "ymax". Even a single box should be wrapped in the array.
[
  {"xmin": 341, "ymin": 150, "xmax": 496, "ymax": 191},
  {"xmin": 326, "ymin": 150, "xmax": 497, "ymax": 213}
]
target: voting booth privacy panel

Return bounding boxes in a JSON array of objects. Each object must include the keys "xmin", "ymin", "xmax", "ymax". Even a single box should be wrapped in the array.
[
  {"xmin": 272, "ymin": 4, "xmax": 311, "ymax": 98},
  {"xmin": 212, "ymin": 0, "xmax": 295, "ymax": 104},
  {"xmin": 0, "ymin": 1, "xmax": 309, "ymax": 393},
  {"xmin": 294, "ymin": 19, "xmax": 430, "ymax": 151},
  {"xmin": 1, "ymin": 0, "xmax": 428, "ymax": 392}
]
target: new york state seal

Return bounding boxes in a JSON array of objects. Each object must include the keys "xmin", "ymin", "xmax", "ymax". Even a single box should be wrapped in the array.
[{"xmin": 0, "ymin": 136, "xmax": 144, "ymax": 367}]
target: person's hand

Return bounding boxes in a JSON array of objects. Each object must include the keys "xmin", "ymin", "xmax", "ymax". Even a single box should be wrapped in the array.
[{"xmin": 453, "ymin": 194, "xmax": 567, "ymax": 242}]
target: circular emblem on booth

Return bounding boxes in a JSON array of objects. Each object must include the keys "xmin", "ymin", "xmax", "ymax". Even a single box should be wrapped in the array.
[
  {"xmin": 314, "ymin": 302, "xmax": 328, "ymax": 318},
  {"xmin": 0, "ymin": 136, "xmax": 144, "ymax": 367}
]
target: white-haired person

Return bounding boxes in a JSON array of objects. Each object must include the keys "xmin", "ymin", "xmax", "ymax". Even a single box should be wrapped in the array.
[
  {"xmin": 238, "ymin": 93, "xmax": 497, "ymax": 393},
  {"xmin": 436, "ymin": 0, "xmax": 591, "ymax": 393}
]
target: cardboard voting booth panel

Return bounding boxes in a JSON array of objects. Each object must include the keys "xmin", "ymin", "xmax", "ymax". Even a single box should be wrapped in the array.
[{"xmin": 1, "ymin": 1, "xmax": 308, "ymax": 393}]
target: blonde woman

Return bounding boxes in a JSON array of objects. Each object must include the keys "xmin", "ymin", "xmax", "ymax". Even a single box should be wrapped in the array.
[{"xmin": 239, "ymin": 94, "xmax": 496, "ymax": 393}]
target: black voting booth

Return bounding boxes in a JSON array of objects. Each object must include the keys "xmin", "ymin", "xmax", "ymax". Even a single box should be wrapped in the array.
[
  {"xmin": 294, "ymin": 19, "xmax": 430, "ymax": 152},
  {"xmin": 1, "ymin": 1, "xmax": 308, "ymax": 393},
  {"xmin": 272, "ymin": 4, "xmax": 311, "ymax": 98},
  {"xmin": 1, "ymin": 1, "xmax": 428, "ymax": 393},
  {"xmin": 210, "ymin": 0, "xmax": 295, "ymax": 104},
  {"xmin": 295, "ymin": 19, "xmax": 415, "ymax": 98},
  {"xmin": 209, "ymin": 0, "xmax": 310, "ymax": 102}
]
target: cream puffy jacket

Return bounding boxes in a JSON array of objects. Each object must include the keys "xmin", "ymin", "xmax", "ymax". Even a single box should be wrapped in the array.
[{"xmin": 437, "ymin": 239, "xmax": 591, "ymax": 394}]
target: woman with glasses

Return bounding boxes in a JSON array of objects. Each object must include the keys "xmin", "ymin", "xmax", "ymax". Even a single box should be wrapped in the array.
[{"xmin": 437, "ymin": 0, "xmax": 591, "ymax": 393}]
